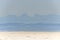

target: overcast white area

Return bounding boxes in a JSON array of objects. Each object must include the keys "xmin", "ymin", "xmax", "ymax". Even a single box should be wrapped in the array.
[{"xmin": 0, "ymin": 0, "xmax": 60, "ymax": 17}]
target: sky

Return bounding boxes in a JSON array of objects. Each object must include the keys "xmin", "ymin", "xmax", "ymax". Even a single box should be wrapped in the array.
[{"xmin": 0, "ymin": 0, "xmax": 60, "ymax": 17}]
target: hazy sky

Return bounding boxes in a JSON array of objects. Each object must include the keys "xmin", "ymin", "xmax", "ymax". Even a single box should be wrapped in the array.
[{"xmin": 0, "ymin": 0, "xmax": 60, "ymax": 17}]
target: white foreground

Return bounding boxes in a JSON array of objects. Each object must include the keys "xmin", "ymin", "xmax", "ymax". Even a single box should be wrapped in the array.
[{"xmin": 0, "ymin": 32, "xmax": 60, "ymax": 40}]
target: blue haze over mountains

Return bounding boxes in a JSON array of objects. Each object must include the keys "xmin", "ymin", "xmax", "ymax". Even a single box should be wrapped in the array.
[
  {"xmin": 0, "ymin": 13, "xmax": 60, "ymax": 24},
  {"xmin": 0, "ymin": 14, "xmax": 60, "ymax": 31}
]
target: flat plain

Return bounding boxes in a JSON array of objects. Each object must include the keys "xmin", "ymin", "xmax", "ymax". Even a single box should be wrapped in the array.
[{"xmin": 0, "ymin": 32, "xmax": 59, "ymax": 40}]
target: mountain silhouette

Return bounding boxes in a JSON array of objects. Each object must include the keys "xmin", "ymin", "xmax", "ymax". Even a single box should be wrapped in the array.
[{"xmin": 0, "ymin": 14, "xmax": 60, "ymax": 24}]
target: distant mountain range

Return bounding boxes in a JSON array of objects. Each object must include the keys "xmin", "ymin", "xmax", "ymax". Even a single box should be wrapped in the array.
[
  {"xmin": 0, "ymin": 22, "xmax": 60, "ymax": 31},
  {"xmin": 0, "ymin": 14, "xmax": 60, "ymax": 31},
  {"xmin": 0, "ymin": 14, "xmax": 60, "ymax": 24}
]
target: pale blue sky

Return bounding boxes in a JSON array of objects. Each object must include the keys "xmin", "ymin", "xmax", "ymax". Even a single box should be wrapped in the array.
[{"xmin": 0, "ymin": 0, "xmax": 60, "ymax": 17}]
